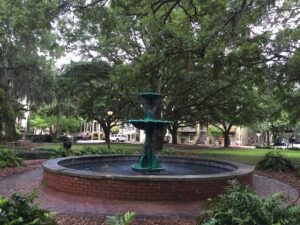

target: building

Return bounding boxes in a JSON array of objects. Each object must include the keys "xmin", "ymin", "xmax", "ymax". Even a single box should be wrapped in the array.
[
  {"xmin": 80, "ymin": 120, "xmax": 105, "ymax": 140},
  {"xmin": 79, "ymin": 120, "xmax": 261, "ymax": 147}
]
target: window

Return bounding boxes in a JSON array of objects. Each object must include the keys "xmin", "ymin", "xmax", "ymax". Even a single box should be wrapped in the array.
[
  {"xmin": 189, "ymin": 134, "xmax": 195, "ymax": 142},
  {"xmin": 93, "ymin": 122, "xmax": 97, "ymax": 132}
]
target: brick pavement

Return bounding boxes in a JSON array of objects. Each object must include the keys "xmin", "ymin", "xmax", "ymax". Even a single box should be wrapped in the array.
[{"xmin": 0, "ymin": 164, "xmax": 298, "ymax": 218}]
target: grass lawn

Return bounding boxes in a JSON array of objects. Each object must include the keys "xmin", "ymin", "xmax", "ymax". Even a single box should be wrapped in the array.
[
  {"xmin": 191, "ymin": 148, "xmax": 300, "ymax": 165},
  {"xmin": 33, "ymin": 143, "xmax": 300, "ymax": 166}
]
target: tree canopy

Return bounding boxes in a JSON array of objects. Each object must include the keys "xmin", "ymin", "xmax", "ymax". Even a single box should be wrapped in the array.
[{"xmin": 0, "ymin": 0, "xmax": 299, "ymax": 147}]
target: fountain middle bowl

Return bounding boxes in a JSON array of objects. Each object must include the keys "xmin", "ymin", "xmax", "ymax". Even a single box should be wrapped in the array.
[{"xmin": 42, "ymin": 155, "xmax": 254, "ymax": 201}]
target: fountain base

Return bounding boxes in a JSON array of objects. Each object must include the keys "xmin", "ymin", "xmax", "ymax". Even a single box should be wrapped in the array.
[
  {"xmin": 42, "ymin": 155, "xmax": 254, "ymax": 201},
  {"xmin": 132, "ymin": 155, "xmax": 165, "ymax": 171}
]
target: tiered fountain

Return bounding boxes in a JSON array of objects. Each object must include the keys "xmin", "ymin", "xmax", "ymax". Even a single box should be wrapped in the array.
[
  {"xmin": 128, "ymin": 90, "xmax": 172, "ymax": 171},
  {"xmin": 42, "ymin": 89, "xmax": 254, "ymax": 201}
]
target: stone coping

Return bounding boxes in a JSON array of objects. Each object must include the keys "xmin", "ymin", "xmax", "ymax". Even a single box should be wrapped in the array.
[{"xmin": 42, "ymin": 155, "xmax": 254, "ymax": 181}]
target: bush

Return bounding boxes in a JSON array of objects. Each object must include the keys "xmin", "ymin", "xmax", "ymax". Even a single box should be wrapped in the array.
[
  {"xmin": 0, "ymin": 191, "xmax": 56, "ymax": 225},
  {"xmin": 16, "ymin": 150, "xmax": 54, "ymax": 160},
  {"xmin": 255, "ymin": 145, "xmax": 273, "ymax": 149},
  {"xmin": 0, "ymin": 148, "xmax": 22, "ymax": 168},
  {"xmin": 73, "ymin": 146, "xmax": 135, "ymax": 156},
  {"xmin": 197, "ymin": 180, "xmax": 300, "ymax": 225},
  {"xmin": 160, "ymin": 148, "xmax": 178, "ymax": 156},
  {"xmin": 52, "ymin": 147, "xmax": 72, "ymax": 158},
  {"xmin": 26, "ymin": 135, "xmax": 53, "ymax": 143},
  {"xmin": 51, "ymin": 146, "xmax": 136, "ymax": 158},
  {"xmin": 256, "ymin": 151, "xmax": 295, "ymax": 172}
]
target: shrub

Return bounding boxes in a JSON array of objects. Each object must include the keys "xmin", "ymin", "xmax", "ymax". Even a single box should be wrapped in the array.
[
  {"xmin": 52, "ymin": 147, "xmax": 72, "ymax": 158},
  {"xmin": 16, "ymin": 150, "xmax": 54, "ymax": 160},
  {"xmin": 73, "ymin": 146, "xmax": 135, "ymax": 156},
  {"xmin": 0, "ymin": 148, "xmax": 22, "ymax": 168},
  {"xmin": 255, "ymin": 145, "xmax": 273, "ymax": 149},
  {"xmin": 49, "ymin": 145, "xmax": 137, "ymax": 158},
  {"xmin": 197, "ymin": 180, "xmax": 300, "ymax": 225},
  {"xmin": 256, "ymin": 151, "xmax": 295, "ymax": 172},
  {"xmin": 0, "ymin": 191, "xmax": 56, "ymax": 225},
  {"xmin": 106, "ymin": 211, "xmax": 136, "ymax": 225},
  {"xmin": 26, "ymin": 135, "xmax": 53, "ymax": 143},
  {"xmin": 160, "ymin": 148, "xmax": 178, "ymax": 156}
]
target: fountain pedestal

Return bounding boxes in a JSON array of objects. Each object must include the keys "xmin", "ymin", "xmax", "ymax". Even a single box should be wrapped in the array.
[{"xmin": 128, "ymin": 91, "xmax": 172, "ymax": 171}]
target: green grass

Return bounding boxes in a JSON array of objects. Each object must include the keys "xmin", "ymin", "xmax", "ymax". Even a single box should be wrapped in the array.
[
  {"xmin": 192, "ymin": 148, "xmax": 300, "ymax": 165},
  {"xmin": 33, "ymin": 144, "xmax": 300, "ymax": 166}
]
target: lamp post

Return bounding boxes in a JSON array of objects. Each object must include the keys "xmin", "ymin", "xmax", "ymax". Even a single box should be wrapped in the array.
[
  {"xmin": 256, "ymin": 132, "xmax": 262, "ymax": 146},
  {"xmin": 107, "ymin": 111, "xmax": 113, "ymax": 150}
]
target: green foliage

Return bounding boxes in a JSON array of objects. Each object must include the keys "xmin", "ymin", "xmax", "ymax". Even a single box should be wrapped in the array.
[
  {"xmin": 29, "ymin": 112, "xmax": 81, "ymax": 134},
  {"xmin": 160, "ymin": 148, "xmax": 178, "ymax": 156},
  {"xmin": 197, "ymin": 180, "xmax": 300, "ymax": 225},
  {"xmin": 255, "ymin": 145, "xmax": 273, "ymax": 149},
  {"xmin": 16, "ymin": 150, "xmax": 54, "ymax": 160},
  {"xmin": 256, "ymin": 151, "xmax": 296, "ymax": 172},
  {"xmin": 0, "ymin": 190, "xmax": 56, "ymax": 225},
  {"xmin": 52, "ymin": 145, "xmax": 136, "ymax": 158},
  {"xmin": 0, "ymin": 148, "xmax": 22, "ymax": 168},
  {"xmin": 208, "ymin": 126, "xmax": 223, "ymax": 139},
  {"xmin": 106, "ymin": 211, "xmax": 136, "ymax": 225}
]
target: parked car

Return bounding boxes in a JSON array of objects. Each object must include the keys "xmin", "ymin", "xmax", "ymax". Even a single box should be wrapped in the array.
[
  {"xmin": 274, "ymin": 138, "xmax": 289, "ymax": 148},
  {"xmin": 110, "ymin": 134, "xmax": 126, "ymax": 142}
]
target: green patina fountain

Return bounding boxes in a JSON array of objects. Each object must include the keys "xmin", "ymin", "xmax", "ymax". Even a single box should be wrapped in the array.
[{"xmin": 128, "ymin": 90, "xmax": 172, "ymax": 171}]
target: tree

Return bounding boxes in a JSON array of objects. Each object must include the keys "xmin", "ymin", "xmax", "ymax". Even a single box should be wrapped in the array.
[
  {"xmin": 0, "ymin": 0, "xmax": 63, "ymax": 140},
  {"xmin": 60, "ymin": 60, "xmax": 133, "ymax": 144},
  {"xmin": 56, "ymin": 0, "xmax": 299, "ymax": 149}
]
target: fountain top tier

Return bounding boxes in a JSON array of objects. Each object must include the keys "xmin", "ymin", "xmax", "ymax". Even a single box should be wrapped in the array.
[{"xmin": 127, "ymin": 91, "xmax": 172, "ymax": 130}]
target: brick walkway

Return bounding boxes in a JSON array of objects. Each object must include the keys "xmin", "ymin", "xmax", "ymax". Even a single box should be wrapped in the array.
[{"xmin": 0, "ymin": 163, "xmax": 298, "ymax": 218}]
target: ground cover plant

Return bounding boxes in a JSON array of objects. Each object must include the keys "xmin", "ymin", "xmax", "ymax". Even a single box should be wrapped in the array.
[
  {"xmin": 106, "ymin": 211, "xmax": 136, "ymax": 225},
  {"xmin": 0, "ymin": 148, "xmax": 22, "ymax": 168},
  {"xmin": 0, "ymin": 191, "xmax": 56, "ymax": 225},
  {"xmin": 197, "ymin": 180, "xmax": 300, "ymax": 225}
]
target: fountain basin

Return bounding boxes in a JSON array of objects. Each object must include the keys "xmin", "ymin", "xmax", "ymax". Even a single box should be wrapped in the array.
[{"xmin": 42, "ymin": 155, "xmax": 254, "ymax": 201}]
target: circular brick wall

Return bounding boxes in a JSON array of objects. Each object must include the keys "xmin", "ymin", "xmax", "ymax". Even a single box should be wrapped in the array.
[{"xmin": 42, "ymin": 155, "xmax": 254, "ymax": 201}]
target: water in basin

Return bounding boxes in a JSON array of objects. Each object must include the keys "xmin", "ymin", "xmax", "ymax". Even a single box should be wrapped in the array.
[{"xmin": 66, "ymin": 161, "xmax": 232, "ymax": 175}]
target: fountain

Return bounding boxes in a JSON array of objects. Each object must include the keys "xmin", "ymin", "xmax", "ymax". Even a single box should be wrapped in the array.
[
  {"xmin": 128, "ymin": 90, "xmax": 172, "ymax": 171},
  {"xmin": 42, "ymin": 90, "xmax": 254, "ymax": 201}
]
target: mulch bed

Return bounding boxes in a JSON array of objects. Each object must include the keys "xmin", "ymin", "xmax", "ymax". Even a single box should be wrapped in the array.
[
  {"xmin": 0, "ymin": 160, "xmax": 299, "ymax": 225},
  {"xmin": 0, "ymin": 160, "xmax": 44, "ymax": 181},
  {"xmin": 54, "ymin": 215, "xmax": 196, "ymax": 225}
]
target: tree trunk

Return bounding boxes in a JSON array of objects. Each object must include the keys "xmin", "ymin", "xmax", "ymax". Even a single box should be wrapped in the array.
[
  {"xmin": 102, "ymin": 123, "xmax": 110, "ymax": 144},
  {"xmin": 266, "ymin": 131, "xmax": 270, "ymax": 146},
  {"xmin": 194, "ymin": 123, "xmax": 201, "ymax": 145},
  {"xmin": 0, "ymin": 120, "xmax": 3, "ymax": 140},
  {"xmin": 154, "ymin": 128, "xmax": 166, "ymax": 152},
  {"xmin": 169, "ymin": 124, "xmax": 178, "ymax": 144},
  {"xmin": 224, "ymin": 130, "xmax": 230, "ymax": 148},
  {"xmin": 5, "ymin": 119, "xmax": 17, "ymax": 141}
]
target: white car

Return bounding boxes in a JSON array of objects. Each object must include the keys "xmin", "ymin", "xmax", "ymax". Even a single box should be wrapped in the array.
[{"xmin": 110, "ymin": 134, "xmax": 127, "ymax": 142}]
